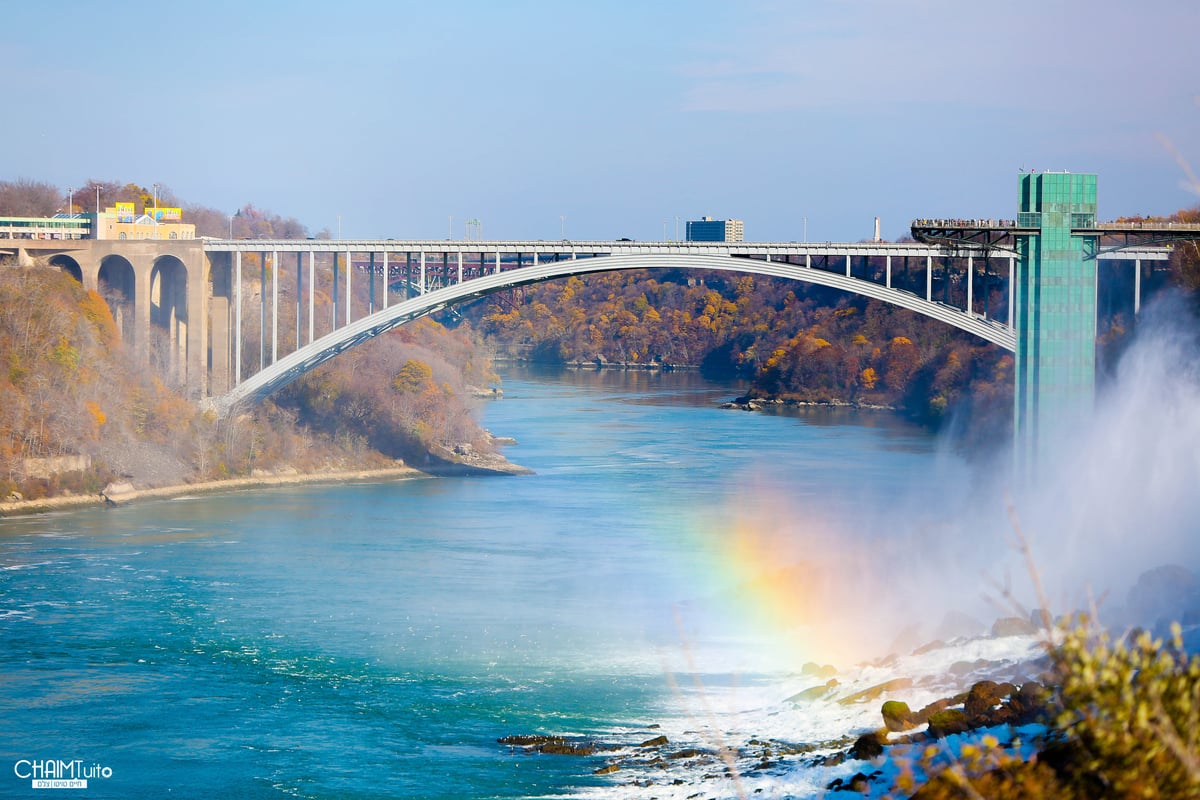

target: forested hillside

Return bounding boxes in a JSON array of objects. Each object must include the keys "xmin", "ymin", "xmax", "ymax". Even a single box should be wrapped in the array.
[
  {"xmin": 0, "ymin": 179, "xmax": 501, "ymax": 501},
  {"xmin": 468, "ymin": 211, "xmax": 1200, "ymax": 446}
]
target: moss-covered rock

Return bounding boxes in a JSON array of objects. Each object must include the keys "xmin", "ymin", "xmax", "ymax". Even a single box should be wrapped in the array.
[
  {"xmin": 881, "ymin": 700, "xmax": 913, "ymax": 732},
  {"xmin": 926, "ymin": 709, "xmax": 969, "ymax": 738}
]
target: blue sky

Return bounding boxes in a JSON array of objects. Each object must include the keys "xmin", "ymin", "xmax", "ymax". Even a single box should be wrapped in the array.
[{"xmin": 4, "ymin": 0, "xmax": 1198, "ymax": 241}]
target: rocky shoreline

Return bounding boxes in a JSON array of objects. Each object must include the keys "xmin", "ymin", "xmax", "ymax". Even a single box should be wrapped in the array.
[
  {"xmin": 722, "ymin": 394, "xmax": 896, "ymax": 413},
  {"xmin": 0, "ymin": 436, "xmax": 532, "ymax": 519},
  {"xmin": 494, "ymin": 617, "xmax": 1059, "ymax": 798}
]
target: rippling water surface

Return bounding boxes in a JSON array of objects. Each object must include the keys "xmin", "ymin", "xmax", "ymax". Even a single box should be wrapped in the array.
[{"xmin": 1, "ymin": 367, "xmax": 992, "ymax": 799}]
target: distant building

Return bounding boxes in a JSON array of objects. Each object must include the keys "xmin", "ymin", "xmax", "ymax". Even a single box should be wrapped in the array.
[
  {"xmin": 91, "ymin": 205, "xmax": 195, "ymax": 241},
  {"xmin": 0, "ymin": 207, "xmax": 195, "ymax": 241},
  {"xmin": 685, "ymin": 216, "xmax": 744, "ymax": 242}
]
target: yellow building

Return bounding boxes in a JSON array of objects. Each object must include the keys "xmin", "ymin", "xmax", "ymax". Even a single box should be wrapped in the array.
[{"xmin": 91, "ymin": 205, "xmax": 196, "ymax": 240}]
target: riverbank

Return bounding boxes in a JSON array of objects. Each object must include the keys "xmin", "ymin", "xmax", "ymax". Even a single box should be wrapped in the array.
[{"xmin": 0, "ymin": 465, "xmax": 429, "ymax": 518}]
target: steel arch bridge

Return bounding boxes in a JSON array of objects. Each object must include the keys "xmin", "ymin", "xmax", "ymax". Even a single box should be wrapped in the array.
[
  {"xmin": 203, "ymin": 236, "xmax": 1172, "ymax": 414},
  {"xmin": 213, "ymin": 248, "xmax": 1017, "ymax": 411}
]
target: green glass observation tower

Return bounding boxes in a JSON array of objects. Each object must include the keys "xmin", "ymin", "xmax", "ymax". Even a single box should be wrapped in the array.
[
  {"xmin": 913, "ymin": 172, "xmax": 1200, "ymax": 472},
  {"xmin": 1012, "ymin": 171, "xmax": 1098, "ymax": 468}
]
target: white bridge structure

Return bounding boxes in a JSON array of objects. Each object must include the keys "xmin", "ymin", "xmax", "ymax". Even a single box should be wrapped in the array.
[{"xmin": 202, "ymin": 238, "xmax": 1169, "ymax": 411}]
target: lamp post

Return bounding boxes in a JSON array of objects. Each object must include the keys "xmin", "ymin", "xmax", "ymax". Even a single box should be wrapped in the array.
[
  {"xmin": 560, "ymin": 215, "xmax": 565, "ymax": 239},
  {"xmin": 67, "ymin": 186, "xmax": 74, "ymax": 216},
  {"xmin": 152, "ymin": 183, "xmax": 159, "ymax": 239},
  {"xmin": 229, "ymin": 214, "xmax": 234, "ymax": 239}
]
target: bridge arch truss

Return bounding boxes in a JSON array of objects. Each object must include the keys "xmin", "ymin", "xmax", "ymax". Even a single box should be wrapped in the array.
[{"xmin": 212, "ymin": 246, "xmax": 1022, "ymax": 410}]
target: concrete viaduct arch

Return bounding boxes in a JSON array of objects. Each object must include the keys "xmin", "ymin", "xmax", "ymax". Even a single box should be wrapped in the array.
[
  {"xmin": 3, "ymin": 239, "xmax": 212, "ymax": 395},
  {"xmin": 215, "ymin": 251, "xmax": 1016, "ymax": 411}
]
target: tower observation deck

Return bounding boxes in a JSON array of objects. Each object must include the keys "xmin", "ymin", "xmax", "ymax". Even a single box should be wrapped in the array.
[{"xmin": 913, "ymin": 172, "xmax": 1200, "ymax": 470}]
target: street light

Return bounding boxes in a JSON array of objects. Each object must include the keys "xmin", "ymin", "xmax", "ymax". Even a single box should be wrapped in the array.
[
  {"xmin": 152, "ymin": 183, "xmax": 159, "ymax": 239},
  {"xmin": 67, "ymin": 186, "xmax": 74, "ymax": 216},
  {"xmin": 560, "ymin": 215, "xmax": 565, "ymax": 239}
]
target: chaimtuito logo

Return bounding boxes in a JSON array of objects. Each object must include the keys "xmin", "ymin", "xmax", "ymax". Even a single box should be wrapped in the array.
[{"xmin": 13, "ymin": 759, "xmax": 112, "ymax": 790}]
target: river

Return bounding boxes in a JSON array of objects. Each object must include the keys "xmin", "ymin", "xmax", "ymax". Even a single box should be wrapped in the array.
[{"xmin": 0, "ymin": 367, "xmax": 1038, "ymax": 799}]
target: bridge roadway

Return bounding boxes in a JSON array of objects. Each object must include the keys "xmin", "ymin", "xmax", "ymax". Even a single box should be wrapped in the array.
[{"xmin": 202, "ymin": 238, "xmax": 1171, "ymax": 410}]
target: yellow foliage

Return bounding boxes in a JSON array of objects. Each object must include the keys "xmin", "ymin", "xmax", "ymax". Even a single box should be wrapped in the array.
[
  {"xmin": 392, "ymin": 359, "xmax": 434, "ymax": 394},
  {"xmin": 860, "ymin": 367, "xmax": 878, "ymax": 389},
  {"xmin": 79, "ymin": 290, "xmax": 120, "ymax": 348},
  {"xmin": 86, "ymin": 401, "xmax": 106, "ymax": 428}
]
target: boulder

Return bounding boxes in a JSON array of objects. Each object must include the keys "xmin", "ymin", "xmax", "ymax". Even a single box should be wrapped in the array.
[
  {"xmin": 837, "ymin": 677, "xmax": 914, "ymax": 706},
  {"xmin": 964, "ymin": 680, "xmax": 1013, "ymax": 720},
  {"xmin": 926, "ymin": 709, "xmax": 970, "ymax": 738},
  {"xmin": 1007, "ymin": 682, "xmax": 1049, "ymax": 724},
  {"xmin": 848, "ymin": 731, "xmax": 885, "ymax": 760},
  {"xmin": 786, "ymin": 679, "xmax": 839, "ymax": 704},
  {"xmin": 637, "ymin": 735, "xmax": 669, "ymax": 748},
  {"xmin": 881, "ymin": 700, "xmax": 913, "ymax": 732},
  {"xmin": 828, "ymin": 771, "xmax": 875, "ymax": 792}
]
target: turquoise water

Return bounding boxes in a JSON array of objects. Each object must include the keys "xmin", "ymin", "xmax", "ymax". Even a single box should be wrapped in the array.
[{"xmin": 0, "ymin": 368, "xmax": 955, "ymax": 799}]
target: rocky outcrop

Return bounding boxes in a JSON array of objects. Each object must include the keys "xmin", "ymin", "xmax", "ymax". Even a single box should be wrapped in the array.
[{"xmin": 881, "ymin": 700, "xmax": 913, "ymax": 732}]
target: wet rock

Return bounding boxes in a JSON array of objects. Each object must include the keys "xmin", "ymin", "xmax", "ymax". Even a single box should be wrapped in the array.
[
  {"xmin": 912, "ymin": 639, "xmax": 946, "ymax": 655},
  {"xmin": 992, "ymin": 616, "xmax": 1039, "ymax": 637},
  {"xmin": 786, "ymin": 678, "xmax": 839, "ymax": 704},
  {"xmin": 498, "ymin": 734, "xmax": 565, "ymax": 747},
  {"xmin": 540, "ymin": 742, "xmax": 596, "ymax": 755},
  {"xmin": 593, "ymin": 764, "xmax": 619, "ymax": 775},
  {"xmin": 848, "ymin": 731, "xmax": 885, "ymax": 760},
  {"xmin": 1007, "ymin": 681, "xmax": 1050, "ymax": 724},
  {"xmin": 498, "ymin": 734, "xmax": 601, "ymax": 755},
  {"xmin": 667, "ymin": 748, "xmax": 703, "ymax": 760},
  {"xmin": 828, "ymin": 771, "xmax": 876, "ymax": 792},
  {"xmin": 638, "ymin": 735, "xmax": 669, "ymax": 748},
  {"xmin": 948, "ymin": 658, "xmax": 994, "ymax": 676},
  {"xmin": 881, "ymin": 700, "xmax": 913, "ymax": 732},
  {"xmin": 926, "ymin": 709, "xmax": 970, "ymax": 738},
  {"xmin": 837, "ymin": 677, "xmax": 914, "ymax": 705},
  {"xmin": 964, "ymin": 680, "xmax": 1014, "ymax": 719},
  {"xmin": 912, "ymin": 697, "xmax": 952, "ymax": 725}
]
